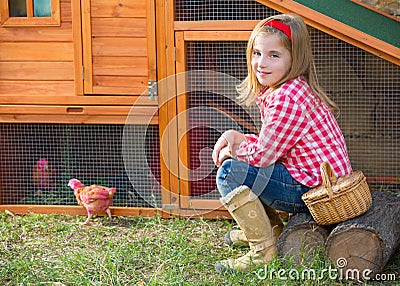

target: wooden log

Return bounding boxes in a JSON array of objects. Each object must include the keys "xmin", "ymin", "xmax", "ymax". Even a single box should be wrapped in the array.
[
  {"xmin": 325, "ymin": 191, "xmax": 400, "ymax": 277},
  {"xmin": 277, "ymin": 212, "xmax": 331, "ymax": 264}
]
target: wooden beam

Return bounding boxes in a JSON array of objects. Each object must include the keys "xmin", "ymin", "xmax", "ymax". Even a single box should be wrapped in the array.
[
  {"xmin": 0, "ymin": 115, "xmax": 158, "ymax": 125},
  {"xmin": 0, "ymin": 94, "xmax": 157, "ymax": 105},
  {"xmin": 155, "ymin": 0, "xmax": 178, "ymax": 218},
  {"xmin": 175, "ymin": 20, "xmax": 257, "ymax": 31},
  {"xmin": 81, "ymin": 0, "xmax": 93, "ymax": 93},
  {"xmin": 183, "ymin": 31, "xmax": 251, "ymax": 41},
  {"xmin": 0, "ymin": 42, "xmax": 73, "ymax": 61},
  {"xmin": 72, "ymin": 0, "xmax": 83, "ymax": 95},
  {"xmin": 147, "ymin": 0, "xmax": 157, "ymax": 81},
  {"xmin": 0, "ymin": 205, "xmax": 162, "ymax": 218},
  {"xmin": 175, "ymin": 32, "xmax": 191, "ymax": 208}
]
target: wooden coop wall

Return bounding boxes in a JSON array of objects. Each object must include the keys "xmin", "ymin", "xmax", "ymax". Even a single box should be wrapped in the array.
[
  {"xmin": 0, "ymin": 0, "xmax": 157, "ymax": 108},
  {"xmin": 0, "ymin": 0, "xmax": 399, "ymax": 219},
  {"xmin": 0, "ymin": 0, "xmax": 161, "ymax": 217}
]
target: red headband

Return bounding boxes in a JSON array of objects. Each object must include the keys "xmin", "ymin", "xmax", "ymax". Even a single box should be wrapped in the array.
[{"xmin": 262, "ymin": 20, "xmax": 292, "ymax": 41}]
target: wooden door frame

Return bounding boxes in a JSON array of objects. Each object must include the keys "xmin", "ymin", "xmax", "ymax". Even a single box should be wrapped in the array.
[{"xmin": 174, "ymin": 30, "xmax": 251, "ymax": 215}]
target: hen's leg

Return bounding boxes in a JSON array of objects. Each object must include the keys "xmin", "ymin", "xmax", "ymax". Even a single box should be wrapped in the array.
[
  {"xmin": 81, "ymin": 211, "xmax": 92, "ymax": 225},
  {"xmin": 106, "ymin": 208, "xmax": 112, "ymax": 220}
]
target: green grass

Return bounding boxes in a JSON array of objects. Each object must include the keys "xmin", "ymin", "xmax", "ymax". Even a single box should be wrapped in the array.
[{"xmin": 0, "ymin": 213, "xmax": 398, "ymax": 285}]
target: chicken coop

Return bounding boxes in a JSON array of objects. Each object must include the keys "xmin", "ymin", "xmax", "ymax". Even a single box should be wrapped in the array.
[{"xmin": 0, "ymin": 0, "xmax": 399, "ymax": 219}]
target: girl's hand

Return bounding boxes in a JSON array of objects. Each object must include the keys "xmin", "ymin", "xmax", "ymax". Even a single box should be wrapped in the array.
[
  {"xmin": 212, "ymin": 135, "xmax": 228, "ymax": 167},
  {"xmin": 216, "ymin": 146, "xmax": 232, "ymax": 167},
  {"xmin": 212, "ymin": 130, "xmax": 246, "ymax": 167}
]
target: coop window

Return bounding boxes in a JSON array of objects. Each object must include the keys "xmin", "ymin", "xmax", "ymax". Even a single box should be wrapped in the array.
[{"xmin": 1, "ymin": 0, "xmax": 60, "ymax": 27}]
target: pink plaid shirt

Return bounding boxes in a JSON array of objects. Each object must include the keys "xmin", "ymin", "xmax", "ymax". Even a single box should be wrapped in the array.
[{"xmin": 235, "ymin": 76, "xmax": 352, "ymax": 187}]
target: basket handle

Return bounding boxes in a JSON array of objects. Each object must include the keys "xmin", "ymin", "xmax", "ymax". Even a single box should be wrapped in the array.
[{"xmin": 320, "ymin": 162, "xmax": 337, "ymax": 200}]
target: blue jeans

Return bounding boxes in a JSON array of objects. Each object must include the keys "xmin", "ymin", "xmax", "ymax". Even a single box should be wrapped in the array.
[{"xmin": 216, "ymin": 159, "xmax": 310, "ymax": 214}]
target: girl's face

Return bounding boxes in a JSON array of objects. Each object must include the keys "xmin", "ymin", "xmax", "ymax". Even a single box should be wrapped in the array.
[{"xmin": 251, "ymin": 34, "xmax": 292, "ymax": 88}]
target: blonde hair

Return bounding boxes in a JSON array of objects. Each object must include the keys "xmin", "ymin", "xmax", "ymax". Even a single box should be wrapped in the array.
[{"xmin": 237, "ymin": 14, "xmax": 338, "ymax": 112}]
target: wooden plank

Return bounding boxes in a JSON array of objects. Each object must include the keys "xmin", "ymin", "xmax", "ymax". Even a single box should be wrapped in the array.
[
  {"xmin": 183, "ymin": 31, "xmax": 251, "ymax": 41},
  {"xmin": 0, "ymin": 23, "xmax": 72, "ymax": 42},
  {"xmin": 0, "ymin": 95, "xmax": 157, "ymax": 105},
  {"xmin": 93, "ymin": 75, "xmax": 147, "ymax": 88},
  {"xmin": 92, "ymin": 85, "xmax": 149, "ymax": 95},
  {"xmin": 71, "ymin": 0, "xmax": 83, "ymax": 95},
  {"xmin": 2, "ymin": 17, "xmax": 60, "ymax": 27},
  {"xmin": 146, "ymin": 0, "xmax": 157, "ymax": 80},
  {"xmin": 91, "ymin": 18, "xmax": 147, "ymax": 37},
  {"xmin": 92, "ymin": 57, "xmax": 148, "ymax": 76},
  {"xmin": 164, "ymin": 0, "xmax": 181, "ymax": 216},
  {"xmin": 175, "ymin": 32, "xmax": 191, "ymax": 207},
  {"xmin": 0, "ymin": 81, "xmax": 74, "ymax": 96},
  {"xmin": 51, "ymin": 0, "xmax": 61, "ymax": 25},
  {"xmin": 27, "ymin": 0, "xmax": 34, "ymax": 18},
  {"xmin": 0, "ymin": 105, "xmax": 157, "ymax": 116},
  {"xmin": 0, "ymin": 62, "xmax": 74, "ymax": 80},
  {"xmin": 155, "ymin": 0, "xmax": 175, "ymax": 217},
  {"xmin": 0, "ymin": 115, "xmax": 158, "ymax": 124},
  {"xmin": 0, "ymin": 1, "xmax": 9, "ymax": 25},
  {"xmin": 170, "ymin": 208, "xmax": 230, "ymax": 219},
  {"xmin": 174, "ymin": 20, "xmax": 257, "ymax": 31},
  {"xmin": 0, "ymin": 42, "xmax": 73, "ymax": 61},
  {"xmin": 81, "ymin": 0, "xmax": 93, "ymax": 93},
  {"xmin": 92, "ymin": 38, "xmax": 147, "ymax": 57},
  {"xmin": 0, "ymin": 205, "xmax": 161, "ymax": 217},
  {"xmin": 91, "ymin": 0, "xmax": 146, "ymax": 18},
  {"xmin": 60, "ymin": 0, "xmax": 72, "ymax": 23},
  {"xmin": 186, "ymin": 199, "xmax": 225, "ymax": 211}
]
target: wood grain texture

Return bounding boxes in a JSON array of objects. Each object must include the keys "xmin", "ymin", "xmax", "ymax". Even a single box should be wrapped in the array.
[
  {"xmin": 92, "ymin": 38, "xmax": 147, "ymax": 57},
  {"xmin": 91, "ymin": 0, "xmax": 146, "ymax": 18},
  {"xmin": 277, "ymin": 212, "xmax": 331, "ymax": 264},
  {"xmin": 0, "ymin": 95, "xmax": 157, "ymax": 105},
  {"xmin": 0, "ymin": 81, "xmax": 74, "ymax": 96},
  {"xmin": 92, "ymin": 57, "xmax": 148, "ymax": 76},
  {"xmin": 325, "ymin": 191, "xmax": 400, "ymax": 276},
  {"xmin": 91, "ymin": 18, "xmax": 146, "ymax": 37},
  {"xmin": 0, "ymin": 23, "xmax": 72, "ymax": 42},
  {"xmin": 0, "ymin": 42, "xmax": 73, "ymax": 61},
  {"xmin": 0, "ymin": 62, "xmax": 74, "ymax": 80}
]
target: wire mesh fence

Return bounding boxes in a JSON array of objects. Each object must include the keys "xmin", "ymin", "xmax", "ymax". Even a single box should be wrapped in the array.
[
  {"xmin": 0, "ymin": 123, "xmax": 161, "ymax": 207},
  {"xmin": 175, "ymin": 0, "xmax": 277, "ymax": 21}
]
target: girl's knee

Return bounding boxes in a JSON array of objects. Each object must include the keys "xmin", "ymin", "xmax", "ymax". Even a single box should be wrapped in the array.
[
  {"xmin": 216, "ymin": 159, "xmax": 235, "ymax": 197},
  {"xmin": 216, "ymin": 159, "xmax": 233, "ymax": 181}
]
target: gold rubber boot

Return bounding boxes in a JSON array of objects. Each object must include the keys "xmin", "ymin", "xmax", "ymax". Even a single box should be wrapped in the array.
[
  {"xmin": 215, "ymin": 186, "xmax": 277, "ymax": 272},
  {"xmin": 225, "ymin": 204, "xmax": 284, "ymax": 247}
]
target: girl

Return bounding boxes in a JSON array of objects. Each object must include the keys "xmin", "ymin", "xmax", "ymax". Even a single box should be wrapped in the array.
[{"xmin": 212, "ymin": 14, "xmax": 352, "ymax": 272}]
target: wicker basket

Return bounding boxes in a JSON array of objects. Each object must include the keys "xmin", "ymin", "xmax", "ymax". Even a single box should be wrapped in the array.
[{"xmin": 301, "ymin": 162, "xmax": 372, "ymax": 225}]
